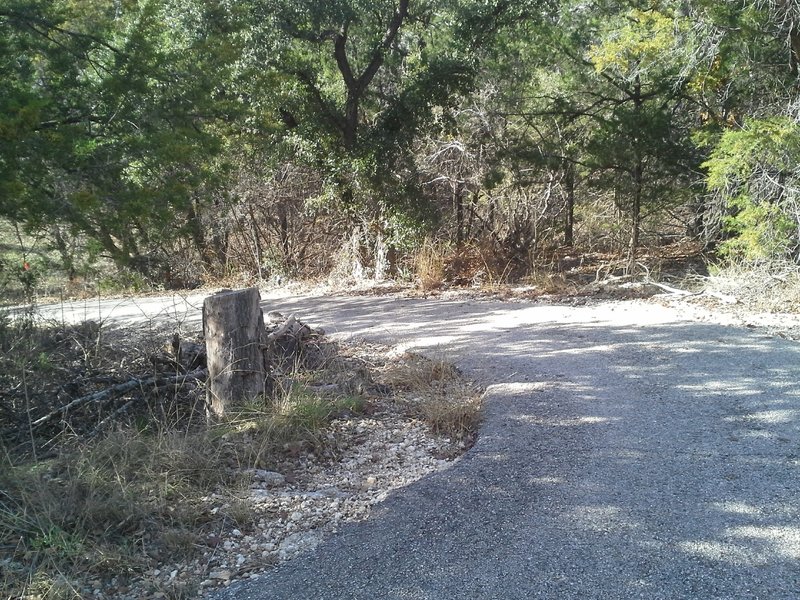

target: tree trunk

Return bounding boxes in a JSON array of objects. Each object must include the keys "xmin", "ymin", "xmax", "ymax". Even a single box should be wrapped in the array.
[
  {"xmin": 629, "ymin": 74, "xmax": 643, "ymax": 257},
  {"xmin": 248, "ymin": 205, "xmax": 265, "ymax": 279},
  {"xmin": 210, "ymin": 198, "xmax": 229, "ymax": 270},
  {"xmin": 455, "ymin": 182, "xmax": 464, "ymax": 246},
  {"xmin": 343, "ymin": 93, "xmax": 359, "ymax": 151},
  {"xmin": 186, "ymin": 197, "xmax": 219, "ymax": 274},
  {"xmin": 51, "ymin": 225, "xmax": 76, "ymax": 281},
  {"xmin": 203, "ymin": 288, "xmax": 267, "ymax": 417},
  {"xmin": 279, "ymin": 208, "xmax": 290, "ymax": 265},
  {"xmin": 563, "ymin": 163, "xmax": 575, "ymax": 247},
  {"xmin": 630, "ymin": 158, "xmax": 642, "ymax": 254},
  {"xmin": 466, "ymin": 191, "xmax": 478, "ymax": 241}
]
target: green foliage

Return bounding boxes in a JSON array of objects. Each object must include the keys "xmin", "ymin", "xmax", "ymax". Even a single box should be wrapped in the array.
[
  {"xmin": 704, "ymin": 118, "xmax": 800, "ymax": 192},
  {"xmin": 0, "ymin": 0, "xmax": 246, "ymax": 274},
  {"xmin": 2, "ymin": 0, "xmax": 800, "ymax": 281},
  {"xmin": 588, "ymin": 8, "xmax": 689, "ymax": 81},
  {"xmin": 720, "ymin": 200, "xmax": 795, "ymax": 260},
  {"xmin": 704, "ymin": 117, "xmax": 800, "ymax": 260}
]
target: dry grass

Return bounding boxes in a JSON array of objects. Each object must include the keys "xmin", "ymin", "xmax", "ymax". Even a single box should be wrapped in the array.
[
  {"xmin": 414, "ymin": 239, "xmax": 448, "ymax": 291},
  {"xmin": 705, "ymin": 259, "xmax": 800, "ymax": 312},
  {"xmin": 441, "ymin": 241, "xmax": 515, "ymax": 288},
  {"xmin": 380, "ymin": 351, "xmax": 482, "ymax": 442},
  {"xmin": 0, "ymin": 426, "xmax": 240, "ymax": 597},
  {"xmin": 0, "ymin": 310, "xmax": 481, "ymax": 599},
  {"xmin": 1, "ymin": 389, "xmax": 372, "ymax": 599},
  {"xmin": 521, "ymin": 271, "xmax": 577, "ymax": 295},
  {"xmin": 0, "ymin": 315, "xmax": 369, "ymax": 599}
]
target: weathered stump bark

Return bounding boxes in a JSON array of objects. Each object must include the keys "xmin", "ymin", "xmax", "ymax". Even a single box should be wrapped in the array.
[{"xmin": 203, "ymin": 288, "xmax": 267, "ymax": 417}]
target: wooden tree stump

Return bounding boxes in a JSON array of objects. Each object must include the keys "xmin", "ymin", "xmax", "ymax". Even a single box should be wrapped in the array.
[{"xmin": 203, "ymin": 287, "xmax": 267, "ymax": 417}]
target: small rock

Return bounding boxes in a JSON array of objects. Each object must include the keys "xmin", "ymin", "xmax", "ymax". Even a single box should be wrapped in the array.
[
  {"xmin": 278, "ymin": 530, "xmax": 323, "ymax": 559},
  {"xmin": 253, "ymin": 470, "xmax": 286, "ymax": 487}
]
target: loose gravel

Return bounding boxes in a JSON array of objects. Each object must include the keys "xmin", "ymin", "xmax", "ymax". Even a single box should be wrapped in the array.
[{"xmin": 62, "ymin": 368, "xmax": 471, "ymax": 600}]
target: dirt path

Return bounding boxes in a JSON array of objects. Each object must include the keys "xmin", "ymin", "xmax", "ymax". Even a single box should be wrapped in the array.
[{"xmin": 32, "ymin": 293, "xmax": 800, "ymax": 599}]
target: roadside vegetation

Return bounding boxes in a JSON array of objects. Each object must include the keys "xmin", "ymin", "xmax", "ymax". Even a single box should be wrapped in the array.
[{"xmin": 0, "ymin": 312, "xmax": 481, "ymax": 599}]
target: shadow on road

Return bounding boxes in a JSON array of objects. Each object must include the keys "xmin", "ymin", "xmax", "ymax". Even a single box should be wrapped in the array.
[{"xmin": 219, "ymin": 294, "xmax": 800, "ymax": 599}]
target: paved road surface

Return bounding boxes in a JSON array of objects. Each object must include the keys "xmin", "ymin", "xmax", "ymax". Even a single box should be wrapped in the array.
[{"xmin": 33, "ymin": 293, "xmax": 800, "ymax": 598}]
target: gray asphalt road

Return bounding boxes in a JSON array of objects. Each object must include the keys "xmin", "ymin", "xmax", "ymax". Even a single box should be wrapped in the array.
[{"xmin": 32, "ymin": 293, "xmax": 800, "ymax": 598}]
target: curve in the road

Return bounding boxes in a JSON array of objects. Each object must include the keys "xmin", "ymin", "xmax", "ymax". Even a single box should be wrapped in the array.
[
  {"xmin": 30, "ymin": 293, "xmax": 800, "ymax": 599},
  {"xmin": 206, "ymin": 295, "xmax": 800, "ymax": 600}
]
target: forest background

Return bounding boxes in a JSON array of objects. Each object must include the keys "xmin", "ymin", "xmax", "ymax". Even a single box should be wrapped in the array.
[{"xmin": 2, "ymin": 0, "xmax": 800, "ymax": 299}]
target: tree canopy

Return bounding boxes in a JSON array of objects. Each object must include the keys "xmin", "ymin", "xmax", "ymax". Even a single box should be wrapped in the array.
[{"xmin": 2, "ymin": 0, "xmax": 799, "ymax": 287}]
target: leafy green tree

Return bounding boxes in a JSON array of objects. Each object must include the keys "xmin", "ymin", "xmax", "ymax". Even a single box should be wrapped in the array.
[
  {"xmin": 579, "ymin": 3, "xmax": 699, "ymax": 254},
  {"xmin": 463, "ymin": 1, "xmax": 701, "ymax": 258},
  {"xmin": 703, "ymin": 117, "xmax": 800, "ymax": 260},
  {"xmin": 0, "ymin": 0, "xmax": 244, "ymax": 279},
  {"xmin": 239, "ymin": 0, "xmax": 552, "ymax": 273},
  {"xmin": 686, "ymin": 1, "xmax": 800, "ymax": 261}
]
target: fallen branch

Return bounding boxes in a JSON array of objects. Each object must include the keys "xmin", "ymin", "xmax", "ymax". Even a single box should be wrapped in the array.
[
  {"xmin": 265, "ymin": 315, "xmax": 299, "ymax": 343},
  {"xmin": 645, "ymin": 279, "xmax": 703, "ymax": 297},
  {"xmin": 645, "ymin": 278, "xmax": 738, "ymax": 304},
  {"xmin": 86, "ymin": 398, "xmax": 136, "ymax": 438},
  {"xmin": 31, "ymin": 367, "xmax": 208, "ymax": 429}
]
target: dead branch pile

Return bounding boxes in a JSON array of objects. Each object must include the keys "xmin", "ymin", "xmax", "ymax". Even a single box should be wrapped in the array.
[
  {"xmin": 262, "ymin": 311, "xmax": 326, "ymax": 371},
  {"xmin": 0, "ymin": 312, "xmax": 332, "ymax": 450}
]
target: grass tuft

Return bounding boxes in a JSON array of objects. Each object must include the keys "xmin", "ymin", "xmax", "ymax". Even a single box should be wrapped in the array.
[
  {"xmin": 414, "ymin": 239, "xmax": 448, "ymax": 291},
  {"xmin": 0, "ymin": 312, "xmax": 473, "ymax": 598},
  {"xmin": 381, "ymin": 352, "xmax": 482, "ymax": 442}
]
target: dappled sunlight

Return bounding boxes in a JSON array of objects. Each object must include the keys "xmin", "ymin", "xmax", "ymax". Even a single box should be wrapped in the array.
[
  {"xmin": 404, "ymin": 334, "xmax": 462, "ymax": 348},
  {"xmin": 563, "ymin": 505, "xmax": 643, "ymax": 533},
  {"xmin": 529, "ymin": 476, "xmax": 566, "ymax": 485},
  {"xmin": 677, "ymin": 540, "xmax": 765, "ymax": 566},
  {"xmin": 487, "ymin": 382, "xmax": 548, "ymax": 395},
  {"xmin": 710, "ymin": 501, "xmax": 764, "ymax": 516},
  {"xmin": 672, "ymin": 346, "xmax": 703, "ymax": 354},
  {"xmin": 730, "ymin": 409, "xmax": 800, "ymax": 424},
  {"xmin": 28, "ymin": 294, "xmax": 800, "ymax": 597},
  {"xmin": 680, "ymin": 525, "xmax": 800, "ymax": 565},
  {"xmin": 742, "ymin": 430, "xmax": 783, "ymax": 440},
  {"xmin": 510, "ymin": 414, "xmax": 619, "ymax": 427},
  {"xmin": 677, "ymin": 381, "xmax": 770, "ymax": 395},
  {"xmin": 730, "ymin": 526, "xmax": 800, "ymax": 559},
  {"xmin": 543, "ymin": 343, "xmax": 619, "ymax": 355}
]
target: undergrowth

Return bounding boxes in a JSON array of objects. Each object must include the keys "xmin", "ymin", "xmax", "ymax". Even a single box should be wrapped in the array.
[
  {"xmin": 705, "ymin": 259, "xmax": 800, "ymax": 312},
  {"xmin": 0, "ymin": 312, "xmax": 479, "ymax": 599},
  {"xmin": 380, "ymin": 351, "xmax": 483, "ymax": 443}
]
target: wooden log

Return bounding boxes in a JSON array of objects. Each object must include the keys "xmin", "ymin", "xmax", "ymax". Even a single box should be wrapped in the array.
[{"xmin": 203, "ymin": 288, "xmax": 267, "ymax": 417}]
